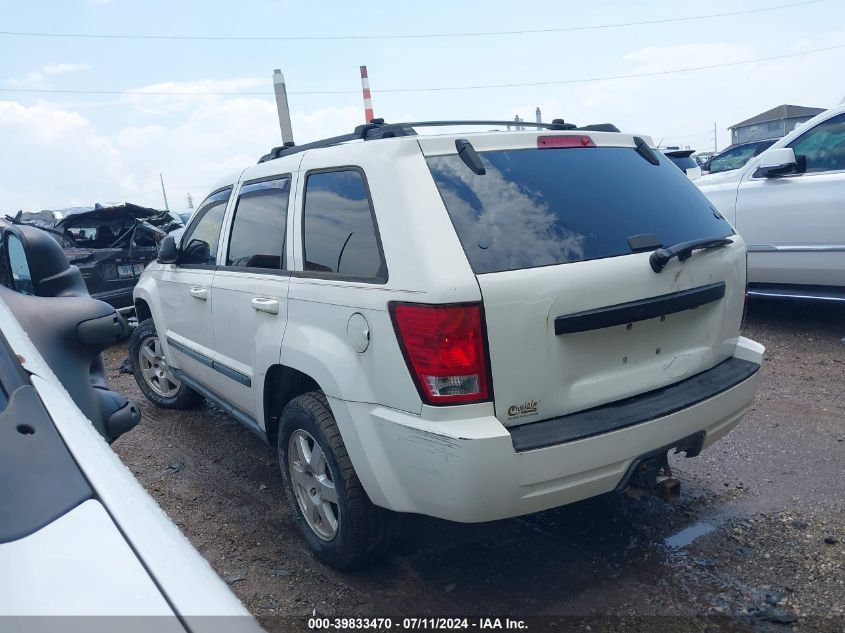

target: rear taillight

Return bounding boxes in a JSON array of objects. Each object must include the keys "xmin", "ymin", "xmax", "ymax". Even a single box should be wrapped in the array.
[
  {"xmin": 537, "ymin": 135, "xmax": 595, "ymax": 149},
  {"xmin": 390, "ymin": 302, "xmax": 491, "ymax": 405}
]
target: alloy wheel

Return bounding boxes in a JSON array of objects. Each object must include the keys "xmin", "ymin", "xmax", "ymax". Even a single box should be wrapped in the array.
[{"xmin": 288, "ymin": 429, "xmax": 340, "ymax": 541}]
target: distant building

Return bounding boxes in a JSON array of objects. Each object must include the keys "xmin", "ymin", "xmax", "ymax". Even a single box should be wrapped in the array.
[{"xmin": 729, "ymin": 104, "xmax": 825, "ymax": 145}]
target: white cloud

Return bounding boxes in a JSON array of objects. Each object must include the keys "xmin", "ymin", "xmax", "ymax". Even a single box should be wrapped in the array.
[
  {"xmin": 5, "ymin": 72, "xmax": 51, "ymax": 90},
  {"xmin": 0, "ymin": 100, "xmax": 124, "ymax": 210},
  {"xmin": 4, "ymin": 32, "xmax": 845, "ymax": 213},
  {"xmin": 0, "ymin": 78, "xmax": 364, "ymax": 212},
  {"xmin": 545, "ymin": 38, "xmax": 845, "ymax": 151},
  {"xmin": 125, "ymin": 78, "xmax": 267, "ymax": 114},
  {"xmin": 5, "ymin": 63, "xmax": 90, "ymax": 91},
  {"xmin": 623, "ymin": 43, "xmax": 754, "ymax": 74},
  {"xmin": 42, "ymin": 63, "xmax": 92, "ymax": 75}
]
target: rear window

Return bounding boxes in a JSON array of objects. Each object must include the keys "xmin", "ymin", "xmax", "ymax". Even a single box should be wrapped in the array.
[
  {"xmin": 666, "ymin": 154, "xmax": 698, "ymax": 172},
  {"xmin": 427, "ymin": 146, "xmax": 733, "ymax": 274}
]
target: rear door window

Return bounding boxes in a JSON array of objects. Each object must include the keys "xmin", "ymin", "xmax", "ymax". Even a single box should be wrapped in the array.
[
  {"xmin": 427, "ymin": 146, "xmax": 733, "ymax": 274},
  {"xmin": 226, "ymin": 177, "xmax": 290, "ymax": 270},
  {"xmin": 302, "ymin": 169, "xmax": 386, "ymax": 281}
]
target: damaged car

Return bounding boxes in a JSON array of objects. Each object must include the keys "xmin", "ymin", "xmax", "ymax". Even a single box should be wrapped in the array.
[{"xmin": 13, "ymin": 203, "xmax": 182, "ymax": 312}]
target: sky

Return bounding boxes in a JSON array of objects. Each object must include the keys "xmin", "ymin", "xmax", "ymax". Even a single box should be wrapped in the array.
[{"xmin": 1, "ymin": 0, "xmax": 843, "ymax": 212}]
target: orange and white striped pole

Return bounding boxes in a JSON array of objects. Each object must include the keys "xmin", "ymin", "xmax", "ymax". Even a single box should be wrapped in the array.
[{"xmin": 360, "ymin": 65, "xmax": 375, "ymax": 123}]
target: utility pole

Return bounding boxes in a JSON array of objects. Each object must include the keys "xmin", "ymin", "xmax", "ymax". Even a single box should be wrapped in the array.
[
  {"xmin": 159, "ymin": 173, "xmax": 170, "ymax": 211},
  {"xmin": 713, "ymin": 122, "xmax": 718, "ymax": 153},
  {"xmin": 273, "ymin": 69, "xmax": 295, "ymax": 146}
]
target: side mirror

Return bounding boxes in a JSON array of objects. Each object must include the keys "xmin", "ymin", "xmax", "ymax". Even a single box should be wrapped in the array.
[
  {"xmin": 157, "ymin": 235, "xmax": 178, "ymax": 264},
  {"xmin": 0, "ymin": 225, "xmax": 140, "ymax": 442},
  {"xmin": 3, "ymin": 226, "xmax": 89, "ymax": 297},
  {"xmin": 755, "ymin": 147, "xmax": 799, "ymax": 178}
]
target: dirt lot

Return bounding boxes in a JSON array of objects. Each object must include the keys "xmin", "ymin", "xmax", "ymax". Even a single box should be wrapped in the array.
[{"xmin": 107, "ymin": 300, "xmax": 845, "ymax": 632}]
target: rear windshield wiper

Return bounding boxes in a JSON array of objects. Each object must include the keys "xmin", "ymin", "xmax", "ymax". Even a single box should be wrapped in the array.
[{"xmin": 649, "ymin": 237, "xmax": 733, "ymax": 273}]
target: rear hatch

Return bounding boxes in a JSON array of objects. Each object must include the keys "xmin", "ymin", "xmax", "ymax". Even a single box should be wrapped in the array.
[{"xmin": 422, "ymin": 132, "xmax": 745, "ymax": 427}]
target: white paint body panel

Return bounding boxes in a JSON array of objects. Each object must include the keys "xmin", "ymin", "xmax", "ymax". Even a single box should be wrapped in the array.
[
  {"xmin": 698, "ymin": 103, "xmax": 845, "ymax": 289},
  {"xmin": 0, "ymin": 297, "xmax": 256, "ymax": 623},
  {"xmin": 0, "ymin": 500, "xmax": 178, "ymax": 618},
  {"xmin": 476, "ymin": 242, "xmax": 746, "ymax": 426},
  {"xmin": 327, "ymin": 337, "xmax": 762, "ymax": 522}
]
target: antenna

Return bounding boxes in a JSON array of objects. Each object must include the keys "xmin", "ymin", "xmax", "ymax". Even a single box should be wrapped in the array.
[
  {"xmin": 273, "ymin": 69, "xmax": 295, "ymax": 146},
  {"xmin": 159, "ymin": 173, "xmax": 170, "ymax": 211},
  {"xmin": 360, "ymin": 65, "xmax": 374, "ymax": 123}
]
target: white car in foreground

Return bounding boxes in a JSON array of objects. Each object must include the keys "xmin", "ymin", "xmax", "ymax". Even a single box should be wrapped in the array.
[
  {"xmin": 132, "ymin": 120, "xmax": 763, "ymax": 568},
  {"xmin": 0, "ymin": 223, "xmax": 257, "ymax": 630},
  {"xmin": 697, "ymin": 103, "xmax": 845, "ymax": 302}
]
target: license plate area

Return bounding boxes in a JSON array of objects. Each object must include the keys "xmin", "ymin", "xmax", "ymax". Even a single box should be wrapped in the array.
[{"xmin": 117, "ymin": 263, "xmax": 145, "ymax": 278}]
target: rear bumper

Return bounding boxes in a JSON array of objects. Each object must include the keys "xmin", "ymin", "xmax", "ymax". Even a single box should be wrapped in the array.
[{"xmin": 333, "ymin": 337, "xmax": 763, "ymax": 523}]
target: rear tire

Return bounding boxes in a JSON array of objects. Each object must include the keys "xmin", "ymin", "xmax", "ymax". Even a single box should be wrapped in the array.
[
  {"xmin": 129, "ymin": 318, "xmax": 204, "ymax": 409},
  {"xmin": 278, "ymin": 391, "xmax": 394, "ymax": 569}
]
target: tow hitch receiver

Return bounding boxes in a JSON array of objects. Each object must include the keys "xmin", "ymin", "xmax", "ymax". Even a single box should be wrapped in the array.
[
  {"xmin": 624, "ymin": 451, "xmax": 681, "ymax": 502},
  {"xmin": 618, "ymin": 433, "xmax": 703, "ymax": 503}
]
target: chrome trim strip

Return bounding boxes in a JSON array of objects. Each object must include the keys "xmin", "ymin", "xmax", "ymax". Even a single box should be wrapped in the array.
[
  {"xmin": 747, "ymin": 244, "xmax": 845, "ymax": 253},
  {"xmin": 747, "ymin": 289, "xmax": 845, "ymax": 303}
]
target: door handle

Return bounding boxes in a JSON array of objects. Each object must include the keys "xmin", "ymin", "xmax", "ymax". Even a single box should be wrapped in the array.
[
  {"xmin": 251, "ymin": 297, "xmax": 279, "ymax": 315},
  {"xmin": 189, "ymin": 287, "xmax": 208, "ymax": 301}
]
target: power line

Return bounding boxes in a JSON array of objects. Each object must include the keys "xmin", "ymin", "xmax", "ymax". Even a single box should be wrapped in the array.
[
  {"xmin": 1, "ymin": 42, "xmax": 842, "ymax": 97},
  {"xmin": 0, "ymin": 1, "xmax": 821, "ymax": 41}
]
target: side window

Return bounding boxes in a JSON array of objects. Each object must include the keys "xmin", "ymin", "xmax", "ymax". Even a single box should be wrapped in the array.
[
  {"xmin": 6, "ymin": 234, "xmax": 34, "ymax": 295},
  {"xmin": 788, "ymin": 113, "xmax": 845, "ymax": 173},
  {"xmin": 180, "ymin": 188, "xmax": 231, "ymax": 266},
  {"xmin": 226, "ymin": 177, "xmax": 290, "ymax": 270},
  {"xmin": 302, "ymin": 169, "xmax": 385, "ymax": 280}
]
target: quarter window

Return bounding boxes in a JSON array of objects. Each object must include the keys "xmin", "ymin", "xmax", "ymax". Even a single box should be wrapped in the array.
[
  {"xmin": 302, "ymin": 170, "xmax": 385, "ymax": 280},
  {"xmin": 181, "ymin": 188, "xmax": 231, "ymax": 266},
  {"xmin": 788, "ymin": 113, "xmax": 845, "ymax": 173},
  {"xmin": 226, "ymin": 177, "xmax": 290, "ymax": 270}
]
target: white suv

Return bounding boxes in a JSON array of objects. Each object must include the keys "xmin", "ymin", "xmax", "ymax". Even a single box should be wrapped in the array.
[
  {"xmin": 132, "ymin": 120, "xmax": 764, "ymax": 568},
  {"xmin": 697, "ymin": 103, "xmax": 845, "ymax": 302}
]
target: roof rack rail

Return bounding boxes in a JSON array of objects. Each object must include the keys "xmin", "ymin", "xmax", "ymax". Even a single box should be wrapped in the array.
[{"xmin": 257, "ymin": 118, "xmax": 617, "ymax": 163}]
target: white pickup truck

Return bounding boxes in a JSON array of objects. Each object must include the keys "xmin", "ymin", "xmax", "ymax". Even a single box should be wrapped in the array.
[{"xmin": 697, "ymin": 103, "xmax": 845, "ymax": 303}]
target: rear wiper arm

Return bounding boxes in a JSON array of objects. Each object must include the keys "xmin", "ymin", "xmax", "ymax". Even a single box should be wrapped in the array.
[{"xmin": 649, "ymin": 237, "xmax": 733, "ymax": 273}]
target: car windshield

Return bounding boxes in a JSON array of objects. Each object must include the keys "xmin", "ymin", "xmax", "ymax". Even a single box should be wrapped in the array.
[
  {"xmin": 708, "ymin": 141, "xmax": 775, "ymax": 173},
  {"xmin": 427, "ymin": 146, "xmax": 733, "ymax": 274}
]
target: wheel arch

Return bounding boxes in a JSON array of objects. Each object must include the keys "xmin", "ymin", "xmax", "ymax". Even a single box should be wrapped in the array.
[
  {"xmin": 263, "ymin": 364, "xmax": 321, "ymax": 447},
  {"xmin": 134, "ymin": 297, "xmax": 152, "ymax": 323}
]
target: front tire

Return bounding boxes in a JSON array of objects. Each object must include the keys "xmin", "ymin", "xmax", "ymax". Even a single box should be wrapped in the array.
[
  {"xmin": 129, "ymin": 318, "xmax": 204, "ymax": 409},
  {"xmin": 278, "ymin": 391, "xmax": 393, "ymax": 569}
]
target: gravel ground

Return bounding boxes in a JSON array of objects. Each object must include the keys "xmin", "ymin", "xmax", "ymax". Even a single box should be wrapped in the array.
[{"xmin": 106, "ymin": 299, "xmax": 844, "ymax": 631}]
